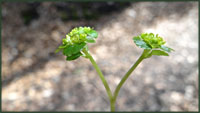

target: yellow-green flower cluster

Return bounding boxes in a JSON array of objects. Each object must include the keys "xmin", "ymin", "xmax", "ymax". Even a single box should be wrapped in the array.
[
  {"xmin": 141, "ymin": 33, "xmax": 166, "ymax": 48},
  {"xmin": 55, "ymin": 27, "xmax": 98, "ymax": 61},
  {"xmin": 133, "ymin": 33, "xmax": 174, "ymax": 53},
  {"xmin": 62, "ymin": 27, "xmax": 98, "ymax": 45}
]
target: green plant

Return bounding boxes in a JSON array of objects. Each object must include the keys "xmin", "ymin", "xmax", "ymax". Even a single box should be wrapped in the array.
[{"xmin": 56, "ymin": 27, "xmax": 174, "ymax": 111}]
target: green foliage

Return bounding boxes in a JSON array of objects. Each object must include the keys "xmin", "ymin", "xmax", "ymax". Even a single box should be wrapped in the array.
[
  {"xmin": 62, "ymin": 43, "xmax": 86, "ymax": 56},
  {"xmin": 133, "ymin": 36, "xmax": 152, "ymax": 49},
  {"xmin": 160, "ymin": 45, "xmax": 173, "ymax": 52},
  {"xmin": 133, "ymin": 33, "xmax": 174, "ymax": 58},
  {"xmin": 66, "ymin": 52, "xmax": 82, "ymax": 61},
  {"xmin": 55, "ymin": 27, "xmax": 174, "ymax": 111},
  {"xmin": 151, "ymin": 50, "xmax": 169, "ymax": 56},
  {"xmin": 55, "ymin": 27, "xmax": 98, "ymax": 61},
  {"xmin": 144, "ymin": 50, "xmax": 169, "ymax": 58}
]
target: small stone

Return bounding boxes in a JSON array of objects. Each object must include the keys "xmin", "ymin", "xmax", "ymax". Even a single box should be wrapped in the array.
[
  {"xmin": 184, "ymin": 85, "xmax": 194, "ymax": 100},
  {"xmin": 170, "ymin": 92, "xmax": 183, "ymax": 104},
  {"xmin": 42, "ymin": 89, "xmax": 53, "ymax": 98},
  {"xmin": 8, "ymin": 92, "xmax": 18, "ymax": 100}
]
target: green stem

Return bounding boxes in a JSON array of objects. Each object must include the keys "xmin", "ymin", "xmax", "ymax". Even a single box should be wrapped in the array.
[
  {"xmin": 112, "ymin": 50, "xmax": 148, "ymax": 111},
  {"xmin": 110, "ymin": 98, "xmax": 116, "ymax": 112},
  {"xmin": 82, "ymin": 49, "xmax": 113, "ymax": 107}
]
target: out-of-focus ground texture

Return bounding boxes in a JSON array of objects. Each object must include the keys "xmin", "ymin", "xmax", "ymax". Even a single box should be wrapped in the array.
[{"xmin": 2, "ymin": 1, "xmax": 198, "ymax": 111}]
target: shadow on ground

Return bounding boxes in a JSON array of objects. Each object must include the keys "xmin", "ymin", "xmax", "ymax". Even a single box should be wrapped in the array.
[{"xmin": 2, "ymin": 1, "xmax": 198, "ymax": 111}]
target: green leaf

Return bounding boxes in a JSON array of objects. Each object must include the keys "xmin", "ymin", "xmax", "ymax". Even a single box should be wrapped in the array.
[
  {"xmin": 143, "ymin": 49, "xmax": 169, "ymax": 59},
  {"xmin": 66, "ymin": 52, "xmax": 82, "ymax": 61},
  {"xmin": 133, "ymin": 36, "xmax": 152, "ymax": 49},
  {"xmin": 58, "ymin": 44, "xmax": 68, "ymax": 49},
  {"xmin": 160, "ymin": 45, "xmax": 174, "ymax": 52},
  {"xmin": 88, "ymin": 30, "xmax": 98, "ymax": 39},
  {"xmin": 63, "ymin": 43, "xmax": 86, "ymax": 56},
  {"xmin": 86, "ymin": 36, "xmax": 96, "ymax": 43},
  {"xmin": 151, "ymin": 50, "xmax": 169, "ymax": 56}
]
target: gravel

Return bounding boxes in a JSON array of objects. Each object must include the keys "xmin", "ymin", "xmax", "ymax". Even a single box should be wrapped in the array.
[{"xmin": 2, "ymin": 2, "xmax": 198, "ymax": 111}]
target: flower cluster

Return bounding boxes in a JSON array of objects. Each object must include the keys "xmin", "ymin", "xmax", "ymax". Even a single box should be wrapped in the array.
[
  {"xmin": 55, "ymin": 27, "xmax": 98, "ymax": 60},
  {"xmin": 133, "ymin": 33, "xmax": 173, "ymax": 52},
  {"xmin": 63, "ymin": 27, "xmax": 98, "ymax": 45}
]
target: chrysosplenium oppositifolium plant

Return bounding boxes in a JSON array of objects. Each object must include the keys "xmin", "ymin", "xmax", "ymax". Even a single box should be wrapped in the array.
[{"xmin": 56, "ymin": 27, "xmax": 174, "ymax": 111}]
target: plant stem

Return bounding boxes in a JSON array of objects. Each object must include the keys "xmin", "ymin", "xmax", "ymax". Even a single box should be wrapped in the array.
[
  {"xmin": 82, "ymin": 49, "xmax": 113, "ymax": 107},
  {"xmin": 112, "ymin": 50, "xmax": 148, "ymax": 111},
  {"xmin": 110, "ymin": 98, "xmax": 116, "ymax": 112}
]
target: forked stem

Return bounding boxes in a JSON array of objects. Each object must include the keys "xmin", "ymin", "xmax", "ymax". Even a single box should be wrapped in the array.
[{"xmin": 83, "ymin": 49, "xmax": 149, "ymax": 112}]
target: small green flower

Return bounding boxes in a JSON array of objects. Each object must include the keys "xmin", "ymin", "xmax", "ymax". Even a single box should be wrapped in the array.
[
  {"xmin": 133, "ymin": 33, "xmax": 174, "ymax": 58},
  {"xmin": 55, "ymin": 26, "xmax": 98, "ymax": 61},
  {"xmin": 141, "ymin": 33, "xmax": 165, "ymax": 48}
]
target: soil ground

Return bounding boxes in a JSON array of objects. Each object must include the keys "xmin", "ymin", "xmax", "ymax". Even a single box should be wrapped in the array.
[{"xmin": 2, "ymin": 2, "xmax": 198, "ymax": 111}]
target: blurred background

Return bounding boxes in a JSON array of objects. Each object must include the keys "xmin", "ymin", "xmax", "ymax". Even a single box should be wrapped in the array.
[{"xmin": 2, "ymin": 1, "xmax": 198, "ymax": 111}]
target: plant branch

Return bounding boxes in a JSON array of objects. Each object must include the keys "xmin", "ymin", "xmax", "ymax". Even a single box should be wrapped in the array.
[
  {"xmin": 82, "ymin": 49, "xmax": 113, "ymax": 104},
  {"xmin": 112, "ymin": 50, "xmax": 148, "ymax": 111}
]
